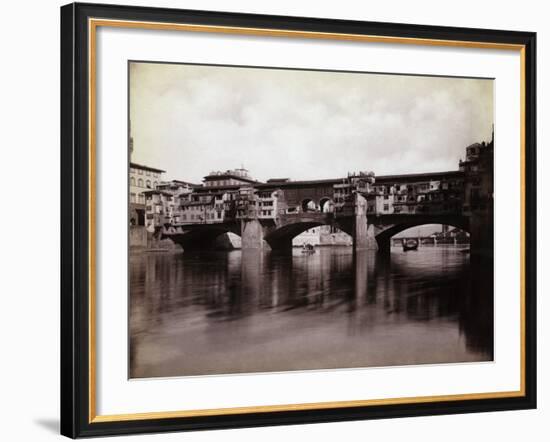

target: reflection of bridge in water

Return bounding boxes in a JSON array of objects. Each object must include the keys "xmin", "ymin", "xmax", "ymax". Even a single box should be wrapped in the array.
[{"xmin": 129, "ymin": 246, "xmax": 494, "ymax": 377}]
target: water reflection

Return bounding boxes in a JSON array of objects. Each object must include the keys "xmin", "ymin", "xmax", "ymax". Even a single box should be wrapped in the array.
[{"xmin": 129, "ymin": 246, "xmax": 493, "ymax": 378}]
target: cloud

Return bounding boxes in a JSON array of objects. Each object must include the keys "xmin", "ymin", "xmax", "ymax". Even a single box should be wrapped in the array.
[{"xmin": 130, "ymin": 62, "xmax": 493, "ymax": 183}]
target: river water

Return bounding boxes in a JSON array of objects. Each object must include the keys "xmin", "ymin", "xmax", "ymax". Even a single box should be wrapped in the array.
[{"xmin": 129, "ymin": 246, "xmax": 493, "ymax": 378}]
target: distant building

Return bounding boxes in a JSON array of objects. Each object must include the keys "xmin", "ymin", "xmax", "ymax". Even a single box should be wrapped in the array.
[
  {"xmin": 293, "ymin": 226, "xmax": 352, "ymax": 247},
  {"xmin": 129, "ymin": 162, "xmax": 165, "ymax": 226},
  {"xmin": 155, "ymin": 179, "xmax": 197, "ymax": 195},
  {"xmin": 373, "ymin": 172, "xmax": 464, "ymax": 216},
  {"xmin": 430, "ymin": 226, "xmax": 470, "ymax": 244},
  {"xmin": 459, "ymin": 135, "xmax": 494, "ymax": 215},
  {"xmin": 143, "ymin": 190, "xmax": 175, "ymax": 231},
  {"xmin": 203, "ymin": 167, "xmax": 259, "ymax": 188},
  {"xmin": 178, "ymin": 190, "xmax": 236, "ymax": 225},
  {"xmin": 234, "ymin": 188, "xmax": 286, "ymax": 220},
  {"xmin": 333, "ymin": 172, "xmax": 375, "ymax": 215},
  {"xmin": 144, "ymin": 180, "xmax": 198, "ymax": 232}
]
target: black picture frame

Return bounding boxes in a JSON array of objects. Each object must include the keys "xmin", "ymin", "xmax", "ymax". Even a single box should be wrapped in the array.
[{"xmin": 61, "ymin": 2, "xmax": 537, "ymax": 438}]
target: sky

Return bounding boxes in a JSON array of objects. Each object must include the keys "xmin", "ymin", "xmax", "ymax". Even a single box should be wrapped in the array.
[{"xmin": 129, "ymin": 62, "xmax": 493, "ymax": 184}]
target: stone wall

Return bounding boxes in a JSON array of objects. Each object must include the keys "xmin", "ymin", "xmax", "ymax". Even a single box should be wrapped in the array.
[
  {"xmin": 129, "ymin": 225, "xmax": 148, "ymax": 249},
  {"xmin": 147, "ymin": 232, "xmax": 182, "ymax": 251},
  {"xmin": 129, "ymin": 226, "xmax": 182, "ymax": 251}
]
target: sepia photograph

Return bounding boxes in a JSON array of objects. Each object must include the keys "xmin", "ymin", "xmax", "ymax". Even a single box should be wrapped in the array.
[{"xmin": 128, "ymin": 61, "xmax": 494, "ymax": 379}]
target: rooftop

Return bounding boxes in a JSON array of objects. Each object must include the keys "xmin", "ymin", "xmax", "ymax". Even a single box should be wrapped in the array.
[
  {"xmin": 375, "ymin": 170, "xmax": 464, "ymax": 183},
  {"xmin": 194, "ymin": 184, "xmax": 246, "ymax": 193},
  {"xmin": 130, "ymin": 162, "xmax": 166, "ymax": 173},
  {"xmin": 142, "ymin": 190, "xmax": 173, "ymax": 197},
  {"xmin": 203, "ymin": 173, "xmax": 259, "ymax": 184},
  {"xmin": 157, "ymin": 179, "xmax": 201, "ymax": 188}
]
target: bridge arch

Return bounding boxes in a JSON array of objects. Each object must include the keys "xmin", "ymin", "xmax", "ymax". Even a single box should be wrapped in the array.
[
  {"xmin": 263, "ymin": 213, "xmax": 352, "ymax": 251},
  {"xmin": 161, "ymin": 224, "xmax": 241, "ymax": 251},
  {"xmin": 373, "ymin": 215, "xmax": 470, "ymax": 252}
]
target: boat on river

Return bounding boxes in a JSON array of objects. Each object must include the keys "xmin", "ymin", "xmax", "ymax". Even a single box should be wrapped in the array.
[
  {"xmin": 301, "ymin": 243, "xmax": 316, "ymax": 254},
  {"xmin": 402, "ymin": 238, "xmax": 419, "ymax": 251}
]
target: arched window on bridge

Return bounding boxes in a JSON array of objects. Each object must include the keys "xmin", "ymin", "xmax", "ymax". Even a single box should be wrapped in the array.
[
  {"xmin": 319, "ymin": 197, "xmax": 334, "ymax": 213},
  {"xmin": 137, "ymin": 178, "xmax": 143, "ymax": 187},
  {"xmin": 301, "ymin": 199, "xmax": 317, "ymax": 212}
]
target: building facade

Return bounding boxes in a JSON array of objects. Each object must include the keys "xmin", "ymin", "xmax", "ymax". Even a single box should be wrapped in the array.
[
  {"xmin": 459, "ymin": 137, "xmax": 494, "ymax": 215},
  {"xmin": 373, "ymin": 172, "xmax": 464, "ymax": 216},
  {"xmin": 129, "ymin": 162, "xmax": 165, "ymax": 226}
]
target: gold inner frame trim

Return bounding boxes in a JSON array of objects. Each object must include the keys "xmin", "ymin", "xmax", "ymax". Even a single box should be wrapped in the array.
[{"xmin": 88, "ymin": 17, "xmax": 527, "ymax": 424}]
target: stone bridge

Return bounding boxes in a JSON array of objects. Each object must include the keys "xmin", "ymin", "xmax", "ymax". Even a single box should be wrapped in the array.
[
  {"xmin": 161, "ymin": 195, "xmax": 486, "ymax": 255},
  {"xmin": 159, "ymin": 163, "xmax": 493, "ymax": 256}
]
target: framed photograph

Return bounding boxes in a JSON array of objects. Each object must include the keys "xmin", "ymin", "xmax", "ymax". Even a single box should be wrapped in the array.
[{"xmin": 60, "ymin": 2, "xmax": 536, "ymax": 438}]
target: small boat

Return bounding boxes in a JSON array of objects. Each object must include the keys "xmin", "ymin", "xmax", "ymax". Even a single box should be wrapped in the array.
[
  {"xmin": 301, "ymin": 243, "xmax": 316, "ymax": 254},
  {"xmin": 402, "ymin": 238, "xmax": 419, "ymax": 251}
]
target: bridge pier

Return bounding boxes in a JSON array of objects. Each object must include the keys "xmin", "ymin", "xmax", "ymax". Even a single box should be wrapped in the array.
[
  {"xmin": 241, "ymin": 219, "xmax": 272, "ymax": 251},
  {"xmin": 353, "ymin": 193, "xmax": 378, "ymax": 251},
  {"xmin": 469, "ymin": 211, "xmax": 493, "ymax": 258},
  {"xmin": 376, "ymin": 236, "xmax": 391, "ymax": 256}
]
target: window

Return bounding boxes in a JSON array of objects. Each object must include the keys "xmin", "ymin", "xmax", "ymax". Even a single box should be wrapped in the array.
[
  {"xmin": 130, "ymin": 177, "xmax": 136, "ymax": 186},
  {"xmin": 383, "ymin": 204, "xmax": 389, "ymax": 211},
  {"xmin": 146, "ymin": 180, "xmax": 151, "ymax": 189},
  {"xmin": 130, "ymin": 193, "xmax": 136, "ymax": 203},
  {"xmin": 137, "ymin": 178, "xmax": 143, "ymax": 187},
  {"xmin": 138, "ymin": 194, "xmax": 145, "ymax": 204},
  {"xmin": 138, "ymin": 169, "xmax": 143, "ymax": 175},
  {"xmin": 153, "ymin": 181, "xmax": 158, "ymax": 188},
  {"xmin": 146, "ymin": 170, "xmax": 150, "ymax": 176}
]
